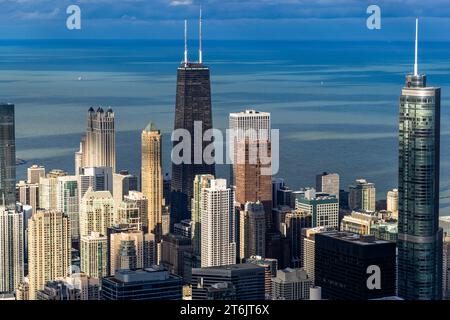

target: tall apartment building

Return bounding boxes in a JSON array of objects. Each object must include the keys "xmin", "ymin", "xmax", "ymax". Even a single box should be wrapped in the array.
[
  {"xmin": 28, "ymin": 210, "xmax": 71, "ymax": 300},
  {"xmin": 79, "ymin": 188, "xmax": 115, "ymax": 237},
  {"xmin": 124, "ymin": 191, "xmax": 148, "ymax": 231},
  {"xmin": 200, "ymin": 179, "xmax": 236, "ymax": 268},
  {"xmin": 0, "ymin": 206, "xmax": 24, "ymax": 293},
  {"xmin": 348, "ymin": 179, "xmax": 376, "ymax": 212},
  {"xmin": 239, "ymin": 201, "xmax": 266, "ymax": 261},
  {"xmin": 117, "ymin": 199, "xmax": 142, "ymax": 231},
  {"xmin": 386, "ymin": 188, "xmax": 399, "ymax": 219},
  {"xmin": 56, "ymin": 175, "xmax": 79, "ymax": 241},
  {"xmin": 80, "ymin": 232, "xmax": 108, "ymax": 280},
  {"xmin": 141, "ymin": 122, "xmax": 163, "ymax": 241},
  {"xmin": 78, "ymin": 166, "xmax": 113, "ymax": 202},
  {"xmin": 39, "ymin": 169, "xmax": 68, "ymax": 210},
  {"xmin": 76, "ymin": 107, "xmax": 115, "ymax": 173},
  {"xmin": 112, "ymin": 170, "xmax": 137, "ymax": 205},
  {"xmin": 302, "ymin": 227, "xmax": 326, "ymax": 284},
  {"xmin": 16, "ymin": 180, "xmax": 39, "ymax": 214}
]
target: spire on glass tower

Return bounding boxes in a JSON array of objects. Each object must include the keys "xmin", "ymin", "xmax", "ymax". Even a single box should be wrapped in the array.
[
  {"xmin": 199, "ymin": 7, "xmax": 203, "ymax": 64},
  {"xmin": 184, "ymin": 19, "xmax": 188, "ymax": 66},
  {"xmin": 414, "ymin": 17, "xmax": 419, "ymax": 76}
]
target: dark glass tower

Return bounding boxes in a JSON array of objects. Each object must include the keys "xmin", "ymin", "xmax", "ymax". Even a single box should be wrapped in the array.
[
  {"xmin": 171, "ymin": 18, "xmax": 215, "ymax": 228},
  {"xmin": 0, "ymin": 103, "xmax": 16, "ymax": 209},
  {"xmin": 397, "ymin": 19, "xmax": 443, "ymax": 300}
]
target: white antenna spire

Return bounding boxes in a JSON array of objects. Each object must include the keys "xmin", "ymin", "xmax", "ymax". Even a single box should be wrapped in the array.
[
  {"xmin": 184, "ymin": 19, "xmax": 188, "ymax": 66},
  {"xmin": 414, "ymin": 17, "xmax": 419, "ymax": 76},
  {"xmin": 199, "ymin": 6, "xmax": 203, "ymax": 64}
]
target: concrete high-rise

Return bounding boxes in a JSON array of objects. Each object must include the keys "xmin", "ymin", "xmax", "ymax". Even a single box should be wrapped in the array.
[
  {"xmin": 295, "ymin": 188, "xmax": 339, "ymax": 230},
  {"xmin": 124, "ymin": 191, "xmax": 148, "ymax": 231},
  {"xmin": 112, "ymin": 170, "xmax": 138, "ymax": 205},
  {"xmin": 386, "ymin": 188, "xmax": 399, "ymax": 219},
  {"xmin": 79, "ymin": 188, "xmax": 115, "ymax": 237},
  {"xmin": 200, "ymin": 179, "xmax": 236, "ymax": 268},
  {"xmin": 397, "ymin": 19, "xmax": 443, "ymax": 300},
  {"xmin": 191, "ymin": 174, "xmax": 214, "ymax": 257},
  {"xmin": 316, "ymin": 172, "xmax": 340, "ymax": 200},
  {"xmin": 76, "ymin": 107, "xmax": 115, "ymax": 173},
  {"xmin": 239, "ymin": 201, "xmax": 266, "ymax": 261},
  {"xmin": 28, "ymin": 210, "xmax": 71, "ymax": 300},
  {"xmin": 0, "ymin": 103, "xmax": 16, "ymax": 209},
  {"xmin": 229, "ymin": 110, "xmax": 272, "ymax": 229},
  {"xmin": 78, "ymin": 166, "xmax": 113, "ymax": 202},
  {"xmin": 80, "ymin": 231, "xmax": 108, "ymax": 280},
  {"xmin": 0, "ymin": 206, "xmax": 24, "ymax": 293},
  {"xmin": 39, "ymin": 169, "xmax": 68, "ymax": 210},
  {"xmin": 348, "ymin": 179, "xmax": 376, "ymax": 212},
  {"xmin": 171, "ymin": 20, "xmax": 215, "ymax": 226},
  {"xmin": 141, "ymin": 122, "xmax": 163, "ymax": 240},
  {"xmin": 16, "ymin": 180, "xmax": 39, "ymax": 215},
  {"xmin": 56, "ymin": 175, "xmax": 79, "ymax": 242},
  {"xmin": 27, "ymin": 165, "xmax": 45, "ymax": 185}
]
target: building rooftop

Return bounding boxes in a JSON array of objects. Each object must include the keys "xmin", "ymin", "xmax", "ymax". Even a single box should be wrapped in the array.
[
  {"xmin": 108, "ymin": 267, "xmax": 172, "ymax": 284},
  {"xmin": 319, "ymin": 231, "xmax": 392, "ymax": 246}
]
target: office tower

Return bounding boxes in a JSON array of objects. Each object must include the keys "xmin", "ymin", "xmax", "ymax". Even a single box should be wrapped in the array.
[
  {"xmin": 27, "ymin": 165, "xmax": 45, "ymax": 184},
  {"xmin": 295, "ymin": 188, "xmax": 339, "ymax": 230},
  {"xmin": 302, "ymin": 227, "xmax": 325, "ymax": 284},
  {"xmin": 443, "ymin": 237, "xmax": 450, "ymax": 299},
  {"xmin": 316, "ymin": 172, "xmax": 340, "ymax": 200},
  {"xmin": 386, "ymin": 188, "xmax": 399, "ymax": 219},
  {"xmin": 102, "ymin": 267, "xmax": 183, "ymax": 300},
  {"xmin": 271, "ymin": 268, "xmax": 312, "ymax": 300},
  {"xmin": 0, "ymin": 103, "xmax": 16, "ymax": 209},
  {"xmin": 315, "ymin": 231, "xmax": 396, "ymax": 299},
  {"xmin": 0, "ymin": 207, "xmax": 24, "ymax": 293},
  {"xmin": 173, "ymin": 219, "xmax": 192, "ymax": 238},
  {"xmin": 141, "ymin": 122, "xmax": 163, "ymax": 240},
  {"xmin": 124, "ymin": 191, "xmax": 148, "ymax": 231},
  {"xmin": 340, "ymin": 211, "xmax": 379, "ymax": 235},
  {"xmin": 200, "ymin": 179, "xmax": 236, "ymax": 268},
  {"xmin": 348, "ymin": 179, "xmax": 376, "ymax": 212},
  {"xmin": 80, "ymin": 232, "xmax": 108, "ymax": 280},
  {"xmin": 78, "ymin": 166, "xmax": 113, "ymax": 202},
  {"xmin": 36, "ymin": 281, "xmax": 81, "ymax": 300},
  {"xmin": 191, "ymin": 174, "xmax": 214, "ymax": 257},
  {"xmin": 16, "ymin": 180, "xmax": 39, "ymax": 214},
  {"xmin": 229, "ymin": 110, "xmax": 272, "ymax": 228},
  {"xmin": 246, "ymin": 255, "xmax": 278, "ymax": 298},
  {"xmin": 109, "ymin": 229, "xmax": 154, "ymax": 275},
  {"xmin": 272, "ymin": 179, "xmax": 293, "ymax": 208},
  {"xmin": 56, "ymin": 175, "xmax": 79, "ymax": 242},
  {"xmin": 239, "ymin": 201, "xmax": 266, "ymax": 261},
  {"xmin": 191, "ymin": 264, "xmax": 265, "ymax": 300},
  {"xmin": 284, "ymin": 210, "xmax": 312, "ymax": 268},
  {"xmin": 28, "ymin": 210, "xmax": 71, "ymax": 300},
  {"xmin": 171, "ymin": 20, "xmax": 215, "ymax": 227},
  {"xmin": 79, "ymin": 188, "xmax": 115, "ymax": 237},
  {"xmin": 160, "ymin": 233, "xmax": 192, "ymax": 280},
  {"xmin": 76, "ymin": 107, "xmax": 115, "ymax": 173},
  {"xmin": 113, "ymin": 170, "xmax": 137, "ymax": 205},
  {"xmin": 38, "ymin": 169, "xmax": 67, "ymax": 210},
  {"xmin": 61, "ymin": 273, "xmax": 100, "ymax": 300},
  {"xmin": 117, "ymin": 199, "xmax": 142, "ymax": 231},
  {"xmin": 397, "ymin": 19, "xmax": 443, "ymax": 300}
]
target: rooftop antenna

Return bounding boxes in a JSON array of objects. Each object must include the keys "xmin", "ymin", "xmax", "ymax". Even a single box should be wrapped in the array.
[
  {"xmin": 199, "ymin": 6, "xmax": 203, "ymax": 64},
  {"xmin": 184, "ymin": 19, "xmax": 188, "ymax": 66},
  {"xmin": 414, "ymin": 17, "xmax": 419, "ymax": 76}
]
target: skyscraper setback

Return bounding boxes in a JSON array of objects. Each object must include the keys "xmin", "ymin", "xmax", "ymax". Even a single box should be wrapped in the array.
[
  {"xmin": 397, "ymin": 19, "xmax": 443, "ymax": 300},
  {"xmin": 171, "ymin": 17, "xmax": 215, "ymax": 228}
]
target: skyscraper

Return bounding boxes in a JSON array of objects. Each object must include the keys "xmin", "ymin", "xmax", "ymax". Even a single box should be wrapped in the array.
[
  {"xmin": 39, "ymin": 169, "xmax": 68, "ymax": 210},
  {"xmin": 239, "ymin": 201, "xmax": 266, "ymax": 261},
  {"xmin": 348, "ymin": 179, "xmax": 376, "ymax": 212},
  {"xmin": 80, "ymin": 232, "xmax": 108, "ymax": 280},
  {"xmin": 76, "ymin": 107, "xmax": 116, "ymax": 173},
  {"xmin": 56, "ymin": 175, "xmax": 79, "ymax": 242},
  {"xmin": 79, "ymin": 188, "xmax": 115, "ymax": 237},
  {"xmin": 0, "ymin": 103, "xmax": 16, "ymax": 210},
  {"xmin": 124, "ymin": 191, "xmax": 148, "ymax": 231},
  {"xmin": 229, "ymin": 110, "xmax": 272, "ymax": 228},
  {"xmin": 27, "ymin": 164, "xmax": 45, "ymax": 185},
  {"xmin": 0, "ymin": 206, "xmax": 24, "ymax": 293},
  {"xmin": 295, "ymin": 188, "xmax": 339, "ymax": 230},
  {"xmin": 171, "ymin": 18, "xmax": 215, "ymax": 227},
  {"xmin": 386, "ymin": 188, "xmax": 399, "ymax": 219},
  {"xmin": 141, "ymin": 122, "xmax": 163, "ymax": 240},
  {"xmin": 200, "ymin": 179, "xmax": 236, "ymax": 268},
  {"xmin": 397, "ymin": 19, "xmax": 443, "ymax": 300},
  {"xmin": 112, "ymin": 170, "xmax": 138, "ymax": 205},
  {"xmin": 191, "ymin": 174, "xmax": 214, "ymax": 257},
  {"xmin": 28, "ymin": 209, "xmax": 71, "ymax": 300},
  {"xmin": 316, "ymin": 172, "xmax": 340, "ymax": 200}
]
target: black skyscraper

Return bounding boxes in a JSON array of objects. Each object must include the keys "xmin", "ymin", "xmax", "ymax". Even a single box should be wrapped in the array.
[
  {"xmin": 0, "ymin": 103, "xmax": 16, "ymax": 209},
  {"xmin": 171, "ymin": 18, "xmax": 215, "ymax": 228}
]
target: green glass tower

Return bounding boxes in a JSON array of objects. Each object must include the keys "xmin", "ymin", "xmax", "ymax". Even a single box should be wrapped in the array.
[{"xmin": 397, "ymin": 19, "xmax": 443, "ymax": 300}]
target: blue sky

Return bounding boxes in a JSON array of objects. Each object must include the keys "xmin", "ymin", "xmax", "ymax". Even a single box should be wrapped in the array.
[{"xmin": 0, "ymin": 0, "xmax": 449, "ymax": 40}]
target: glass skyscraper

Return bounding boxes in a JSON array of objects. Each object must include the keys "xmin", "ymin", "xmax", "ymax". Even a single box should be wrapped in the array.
[
  {"xmin": 397, "ymin": 19, "xmax": 443, "ymax": 300},
  {"xmin": 0, "ymin": 103, "xmax": 16, "ymax": 209}
]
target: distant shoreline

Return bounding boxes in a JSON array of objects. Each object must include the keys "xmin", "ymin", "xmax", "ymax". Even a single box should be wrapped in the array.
[{"xmin": 16, "ymin": 158, "xmax": 26, "ymax": 166}]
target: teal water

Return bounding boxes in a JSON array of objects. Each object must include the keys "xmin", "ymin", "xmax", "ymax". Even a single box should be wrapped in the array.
[{"xmin": 1, "ymin": 40, "xmax": 450, "ymax": 212}]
